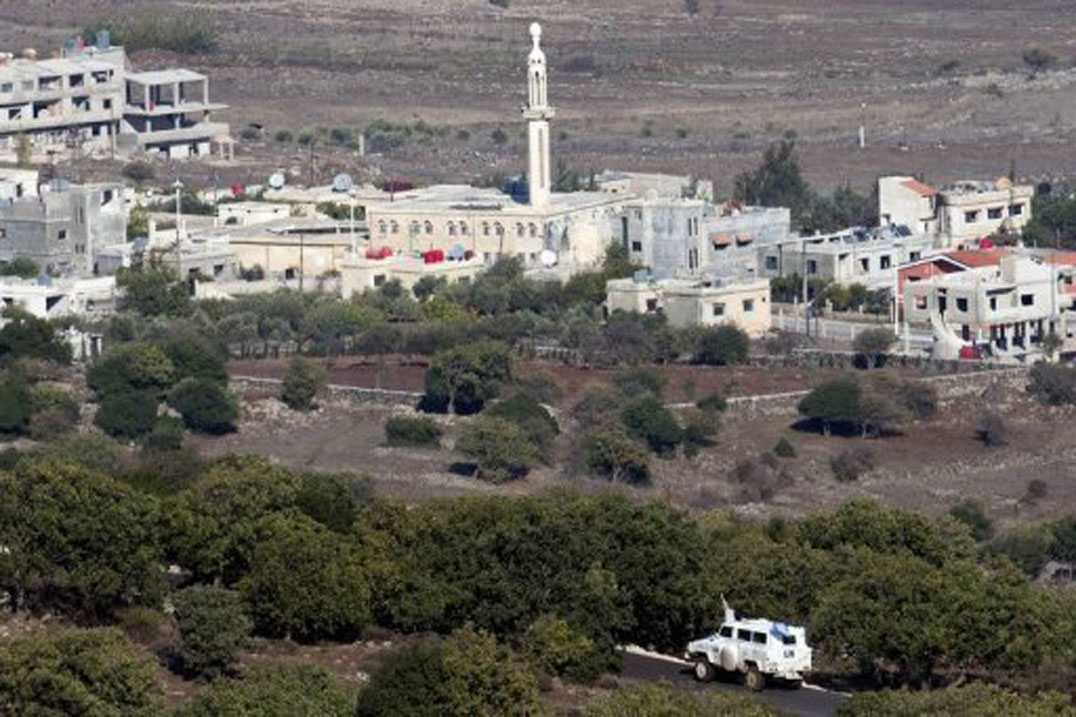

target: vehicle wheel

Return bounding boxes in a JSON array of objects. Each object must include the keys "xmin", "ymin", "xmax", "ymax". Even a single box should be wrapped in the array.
[
  {"xmin": 745, "ymin": 665, "xmax": 765, "ymax": 692},
  {"xmin": 693, "ymin": 659, "xmax": 715, "ymax": 682}
]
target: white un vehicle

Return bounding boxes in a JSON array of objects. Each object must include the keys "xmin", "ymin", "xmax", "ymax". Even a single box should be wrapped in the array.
[{"xmin": 684, "ymin": 599, "xmax": 812, "ymax": 691}]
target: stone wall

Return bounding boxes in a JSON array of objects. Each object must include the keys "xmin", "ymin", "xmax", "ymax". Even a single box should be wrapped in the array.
[{"xmin": 230, "ymin": 375, "xmax": 422, "ymax": 407}]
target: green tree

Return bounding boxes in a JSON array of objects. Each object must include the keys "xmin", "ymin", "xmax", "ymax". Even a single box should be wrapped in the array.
[
  {"xmin": 0, "ymin": 257, "xmax": 39, "ymax": 279},
  {"xmin": 838, "ymin": 682, "xmax": 1074, "ymax": 716},
  {"xmin": 949, "ymin": 500, "xmax": 994, "ymax": 542},
  {"xmin": 486, "ymin": 393, "xmax": 559, "ymax": 462},
  {"xmin": 301, "ymin": 300, "xmax": 381, "ymax": 343},
  {"xmin": 116, "ymin": 266, "xmax": 191, "ymax": 317},
  {"xmin": 237, "ymin": 514, "xmax": 371, "ymax": 641},
  {"xmin": 694, "ymin": 324, "xmax": 750, "ymax": 365},
  {"xmin": 422, "ymin": 340, "xmax": 512, "ymax": 414},
  {"xmin": 127, "ymin": 203, "xmax": 149, "ymax": 240},
  {"xmin": 583, "ymin": 423, "xmax": 651, "ymax": 484},
  {"xmin": 0, "ymin": 627, "xmax": 161, "ymax": 715},
  {"xmin": 733, "ymin": 140, "xmax": 813, "ymax": 217},
  {"xmin": 456, "ymin": 415, "xmax": 537, "ymax": 482},
  {"xmin": 95, "ymin": 388, "xmax": 159, "ymax": 439},
  {"xmin": 854, "ymin": 328, "xmax": 895, "ymax": 368},
  {"xmin": 167, "ymin": 378, "xmax": 238, "ymax": 434},
  {"xmin": 162, "ymin": 334, "xmax": 228, "ymax": 385},
  {"xmin": 1023, "ymin": 46, "xmax": 1057, "ymax": 75},
  {"xmin": 355, "ymin": 628, "xmax": 541, "ymax": 717},
  {"xmin": 280, "ymin": 355, "xmax": 325, "ymax": 411},
  {"xmin": 620, "ymin": 395, "xmax": 683, "ymax": 456},
  {"xmin": 172, "ymin": 586, "xmax": 252, "ymax": 678},
  {"xmin": 522, "ymin": 615, "xmax": 606, "ymax": 683},
  {"xmin": 0, "ymin": 309, "xmax": 73, "ymax": 365},
  {"xmin": 385, "ymin": 415, "xmax": 442, "ymax": 448},
  {"xmin": 0, "ymin": 460, "xmax": 162, "ymax": 618},
  {"xmin": 412, "ymin": 274, "xmax": 447, "ymax": 302},
  {"xmin": 798, "ymin": 377, "xmax": 863, "ymax": 435},
  {"xmin": 178, "ymin": 664, "xmax": 354, "ymax": 716},
  {"xmin": 88, "ymin": 342, "xmax": 175, "ymax": 397},
  {"xmin": 0, "ymin": 372, "xmax": 31, "ymax": 435}
]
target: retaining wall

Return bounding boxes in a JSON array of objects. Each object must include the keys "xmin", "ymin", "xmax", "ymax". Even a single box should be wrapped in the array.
[{"xmin": 230, "ymin": 376, "xmax": 422, "ymax": 407}]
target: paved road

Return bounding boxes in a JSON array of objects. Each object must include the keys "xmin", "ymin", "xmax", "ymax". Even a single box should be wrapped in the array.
[{"xmin": 620, "ymin": 651, "xmax": 844, "ymax": 717}]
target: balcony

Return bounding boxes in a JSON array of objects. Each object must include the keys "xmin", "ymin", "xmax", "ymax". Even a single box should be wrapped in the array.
[{"xmin": 130, "ymin": 121, "xmax": 229, "ymax": 146}]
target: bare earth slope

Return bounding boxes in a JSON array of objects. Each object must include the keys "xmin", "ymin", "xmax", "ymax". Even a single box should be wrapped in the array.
[{"xmin": 4, "ymin": 0, "xmax": 1076, "ymax": 192}]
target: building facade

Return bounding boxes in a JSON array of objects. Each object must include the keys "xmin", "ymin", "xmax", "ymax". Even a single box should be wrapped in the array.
[{"xmin": 606, "ymin": 274, "xmax": 773, "ymax": 336}]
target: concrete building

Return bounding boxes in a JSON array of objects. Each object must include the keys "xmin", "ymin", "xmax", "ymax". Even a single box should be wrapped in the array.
[
  {"xmin": 758, "ymin": 226, "xmax": 934, "ymax": 290},
  {"xmin": 0, "ymin": 177, "xmax": 126, "ymax": 275},
  {"xmin": 213, "ymin": 218, "xmax": 358, "ymax": 279},
  {"xmin": 0, "ymin": 274, "xmax": 116, "ymax": 319},
  {"xmin": 619, "ymin": 197, "xmax": 708, "ymax": 273},
  {"xmin": 339, "ymin": 251, "xmax": 484, "ymax": 298},
  {"xmin": 595, "ymin": 170, "xmax": 714, "ymax": 202},
  {"xmin": 217, "ymin": 201, "xmax": 292, "ymax": 228},
  {"xmin": 0, "ymin": 35, "xmax": 229, "ymax": 161},
  {"xmin": 606, "ymin": 273, "xmax": 772, "ymax": 336},
  {"xmin": 365, "ymin": 24, "xmax": 629, "ymax": 277},
  {"xmin": 903, "ymin": 251, "xmax": 1076, "ymax": 362},
  {"xmin": 879, "ymin": 175, "xmax": 1033, "ymax": 245},
  {"xmin": 703, "ymin": 203, "xmax": 791, "ymax": 270}
]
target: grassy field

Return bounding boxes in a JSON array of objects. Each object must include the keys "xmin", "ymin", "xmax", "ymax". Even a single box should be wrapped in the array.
[{"xmin": 6, "ymin": 0, "xmax": 1076, "ymax": 194}]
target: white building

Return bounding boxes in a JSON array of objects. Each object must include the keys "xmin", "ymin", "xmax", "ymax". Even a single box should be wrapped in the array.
[
  {"xmin": 0, "ymin": 274, "xmax": 116, "ymax": 319},
  {"xmin": 606, "ymin": 273, "xmax": 772, "ymax": 336},
  {"xmin": 339, "ymin": 250, "xmax": 484, "ymax": 298},
  {"xmin": 365, "ymin": 24, "xmax": 629, "ymax": 277}
]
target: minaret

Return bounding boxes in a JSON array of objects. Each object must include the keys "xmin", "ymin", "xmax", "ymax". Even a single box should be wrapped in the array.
[{"xmin": 523, "ymin": 22, "xmax": 554, "ymax": 208}]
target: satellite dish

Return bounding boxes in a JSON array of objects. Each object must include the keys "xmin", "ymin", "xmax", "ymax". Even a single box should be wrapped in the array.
[
  {"xmin": 332, "ymin": 173, "xmax": 354, "ymax": 193},
  {"xmin": 267, "ymin": 171, "xmax": 286, "ymax": 190},
  {"xmin": 540, "ymin": 249, "xmax": 557, "ymax": 268},
  {"xmin": 996, "ymin": 176, "xmax": 1012, "ymax": 191}
]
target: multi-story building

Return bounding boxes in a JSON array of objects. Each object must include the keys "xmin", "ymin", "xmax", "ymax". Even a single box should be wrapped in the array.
[
  {"xmin": 0, "ymin": 177, "xmax": 127, "ymax": 275},
  {"xmin": 606, "ymin": 273, "xmax": 773, "ymax": 336},
  {"xmin": 903, "ymin": 251, "xmax": 1076, "ymax": 361},
  {"xmin": 878, "ymin": 175, "xmax": 1033, "ymax": 245},
  {"xmin": 0, "ymin": 34, "xmax": 229, "ymax": 161},
  {"xmin": 0, "ymin": 274, "xmax": 116, "ymax": 319},
  {"xmin": 339, "ymin": 250, "xmax": 484, "ymax": 298}
]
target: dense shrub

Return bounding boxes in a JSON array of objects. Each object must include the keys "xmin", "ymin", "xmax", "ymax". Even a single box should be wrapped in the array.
[
  {"xmin": 1028, "ymin": 361, "xmax": 1076, "ymax": 406},
  {"xmin": 455, "ymin": 415, "xmax": 536, "ymax": 482},
  {"xmin": 0, "ymin": 310, "xmax": 72, "ymax": 365},
  {"xmin": 167, "ymin": 378, "xmax": 238, "ymax": 435},
  {"xmin": 178, "ymin": 665, "xmax": 354, "ymax": 716},
  {"xmin": 143, "ymin": 416, "xmax": 186, "ymax": 452},
  {"xmin": 84, "ymin": 14, "xmax": 219, "ymax": 54},
  {"xmin": 486, "ymin": 392, "xmax": 559, "ymax": 461},
  {"xmin": 280, "ymin": 356, "xmax": 325, "ymax": 411},
  {"xmin": 28, "ymin": 384, "xmax": 80, "ymax": 439},
  {"xmin": 799, "ymin": 377, "xmax": 863, "ymax": 435},
  {"xmin": 830, "ymin": 446, "xmax": 874, "ymax": 482},
  {"xmin": 837, "ymin": 681, "xmax": 1073, "ymax": 716},
  {"xmin": 612, "ymin": 368, "xmax": 666, "ymax": 397},
  {"xmin": 774, "ymin": 437, "xmax": 797, "ymax": 458},
  {"xmin": 693, "ymin": 325, "xmax": 750, "ymax": 365},
  {"xmin": 385, "ymin": 415, "xmax": 442, "ymax": 448},
  {"xmin": 0, "ymin": 627, "xmax": 161, "ymax": 715},
  {"xmin": 976, "ymin": 411, "xmax": 1008, "ymax": 447},
  {"xmin": 95, "ymin": 389, "xmax": 159, "ymax": 439},
  {"xmin": 620, "ymin": 395, "xmax": 683, "ymax": 456},
  {"xmin": 696, "ymin": 391, "xmax": 728, "ymax": 413},
  {"xmin": 172, "ymin": 586, "xmax": 252, "ymax": 677},
  {"xmin": 582, "ymin": 424, "xmax": 651, "ymax": 484},
  {"xmin": 422, "ymin": 341, "xmax": 512, "ymax": 414},
  {"xmin": 950, "ymin": 500, "xmax": 994, "ymax": 542},
  {"xmin": 584, "ymin": 682, "xmax": 776, "ymax": 716},
  {"xmin": 88, "ymin": 342, "xmax": 175, "ymax": 397},
  {"xmin": 0, "ymin": 373, "xmax": 31, "ymax": 435},
  {"xmin": 521, "ymin": 615, "xmax": 607, "ymax": 683}
]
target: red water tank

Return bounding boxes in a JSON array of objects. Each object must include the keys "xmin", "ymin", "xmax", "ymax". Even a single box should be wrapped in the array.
[
  {"xmin": 959, "ymin": 346, "xmax": 979, "ymax": 360},
  {"xmin": 423, "ymin": 249, "xmax": 444, "ymax": 264},
  {"xmin": 979, "ymin": 238, "xmax": 995, "ymax": 250}
]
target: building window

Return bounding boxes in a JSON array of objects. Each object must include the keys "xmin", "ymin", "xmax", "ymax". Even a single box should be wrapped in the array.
[
  {"xmin": 743, "ymin": 299, "xmax": 755, "ymax": 312},
  {"xmin": 1010, "ymin": 203, "xmax": 1024, "ymax": 217},
  {"xmin": 482, "ymin": 222, "xmax": 490, "ymax": 236},
  {"xmin": 378, "ymin": 220, "xmax": 387, "ymax": 235},
  {"xmin": 880, "ymin": 255, "xmax": 891, "ymax": 270},
  {"xmin": 988, "ymin": 207, "xmax": 1004, "ymax": 220},
  {"xmin": 807, "ymin": 259, "xmax": 818, "ymax": 275},
  {"xmin": 410, "ymin": 221, "xmax": 421, "ymax": 235},
  {"xmin": 1021, "ymin": 294, "xmax": 1034, "ymax": 306},
  {"xmin": 910, "ymin": 251, "xmax": 921, "ymax": 261},
  {"xmin": 764, "ymin": 256, "xmax": 778, "ymax": 271},
  {"xmin": 915, "ymin": 295, "xmax": 927, "ymax": 310},
  {"xmin": 57, "ymin": 230, "xmax": 67, "ymax": 241},
  {"xmin": 645, "ymin": 298, "xmax": 658, "ymax": 312},
  {"xmin": 516, "ymin": 223, "xmax": 524, "ymax": 237},
  {"xmin": 494, "ymin": 222, "xmax": 504, "ymax": 237},
  {"xmin": 964, "ymin": 210, "xmax": 980, "ymax": 223},
  {"xmin": 424, "ymin": 221, "xmax": 433, "ymax": 235},
  {"xmin": 712, "ymin": 303, "xmax": 725, "ymax": 317},
  {"xmin": 989, "ymin": 296, "xmax": 997, "ymax": 311},
  {"xmin": 373, "ymin": 274, "xmax": 386, "ymax": 287},
  {"xmin": 460, "ymin": 222, "xmax": 469, "ymax": 235},
  {"xmin": 631, "ymin": 241, "xmax": 642, "ymax": 252},
  {"xmin": 447, "ymin": 222, "xmax": 457, "ymax": 236},
  {"xmin": 956, "ymin": 298, "xmax": 968, "ymax": 312},
  {"xmin": 859, "ymin": 258, "xmax": 870, "ymax": 272},
  {"xmin": 390, "ymin": 221, "xmax": 398, "ymax": 233},
  {"xmin": 528, "ymin": 223, "xmax": 537, "ymax": 238}
]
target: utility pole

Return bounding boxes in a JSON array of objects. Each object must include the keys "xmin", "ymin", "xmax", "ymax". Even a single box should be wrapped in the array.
[
  {"xmin": 299, "ymin": 232, "xmax": 305, "ymax": 293},
  {"xmin": 858, "ymin": 102, "xmax": 866, "ymax": 150},
  {"xmin": 801, "ymin": 240, "xmax": 810, "ymax": 338},
  {"xmin": 172, "ymin": 178, "xmax": 183, "ymax": 276}
]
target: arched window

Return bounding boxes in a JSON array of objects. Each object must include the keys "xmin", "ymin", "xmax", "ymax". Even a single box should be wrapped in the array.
[
  {"xmin": 424, "ymin": 221, "xmax": 434, "ymax": 235},
  {"xmin": 378, "ymin": 220, "xmax": 387, "ymax": 235},
  {"xmin": 410, "ymin": 221, "xmax": 421, "ymax": 235},
  {"xmin": 528, "ymin": 223, "xmax": 538, "ymax": 238},
  {"xmin": 447, "ymin": 221, "xmax": 457, "ymax": 236},
  {"xmin": 516, "ymin": 223, "xmax": 525, "ymax": 237},
  {"xmin": 459, "ymin": 222, "xmax": 469, "ymax": 235},
  {"xmin": 390, "ymin": 221, "xmax": 399, "ymax": 233},
  {"xmin": 494, "ymin": 222, "xmax": 504, "ymax": 237},
  {"xmin": 482, "ymin": 222, "xmax": 490, "ymax": 237}
]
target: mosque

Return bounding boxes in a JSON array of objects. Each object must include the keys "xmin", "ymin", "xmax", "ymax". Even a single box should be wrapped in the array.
[{"xmin": 364, "ymin": 23, "xmax": 641, "ymax": 275}]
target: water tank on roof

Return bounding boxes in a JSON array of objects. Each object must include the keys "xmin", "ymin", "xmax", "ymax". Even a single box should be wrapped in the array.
[
  {"xmin": 447, "ymin": 243, "xmax": 466, "ymax": 260},
  {"xmin": 34, "ymin": 274, "xmax": 52, "ymax": 287},
  {"xmin": 96, "ymin": 31, "xmax": 110, "ymax": 49}
]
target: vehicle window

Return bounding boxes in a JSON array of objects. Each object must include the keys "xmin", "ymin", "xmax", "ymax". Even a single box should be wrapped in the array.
[
  {"xmin": 752, "ymin": 632, "xmax": 767, "ymax": 644},
  {"xmin": 782, "ymin": 635, "xmax": 796, "ymax": 645},
  {"xmin": 719, "ymin": 626, "xmax": 733, "ymax": 638},
  {"xmin": 737, "ymin": 629, "xmax": 751, "ymax": 642}
]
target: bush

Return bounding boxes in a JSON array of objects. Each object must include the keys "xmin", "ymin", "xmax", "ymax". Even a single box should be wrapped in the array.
[
  {"xmin": 356, "ymin": 628, "xmax": 540, "ymax": 717},
  {"xmin": 612, "ymin": 368, "xmax": 666, "ymax": 397},
  {"xmin": 620, "ymin": 395, "xmax": 683, "ymax": 456},
  {"xmin": 0, "ymin": 257, "xmax": 39, "ymax": 279},
  {"xmin": 422, "ymin": 341, "xmax": 512, "ymax": 415},
  {"xmin": 122, "ymin": 161, "xmax": 156, "ymax": 183},
  {"xmin": 949, "ymin": 500, "xmax": 994, "ymax": 542},
  {"xmin": 179, "ymin": 665, "xmax": 354, "ymax": 717},
  {"xmin": 584, "ymin": 682, "xmax": 776, "ymax": 717},
  {"xmin": 0, "ymin": 627, "xmax": 161, "ymax": 715},
  {"xmin": 898, "ymin": 380, "xmax": 937, "ymax": 420},
  {"xmin": 273, "ymin": 130, "xmax": 293, "ymax": 143},
  {"xmin": 522, "ymin": 616, "xmax": 606, "ymax": 683},
  {"xmin": 1027, "ymin": 361, "xmax": 1076, "ymax": 405},
  {"xmin": 172, "ymin": 586, "xmax": 252, "ymax": 677},
  {"xmin": 456, "ymin": 415, "xmax": 536, "ymax": 482},
  {"xmin": 167, "ymin": 378, "xmax": 238, "ymax": 435},
  {"xmin": 975, "ymin": 411, "xmax": 1008, "ymax": 447},
  {"xmin": 0, "ymin": 310, "xmax": 73, "ymax": 365},
  {"xmin": 84, "ymin": 14, "xmax": 219, "ymax": 54},
  {"xmin": 1025, "ymin": 479, "xmax": 1049, "ymax": 503},
  {"xmin": 694, "ymin": 325, "xmax": 750, "ymax": 365},
  {"xmin": 853, "ymin": 328, "xmax": 895, "ymax": 368},
  {"xmin": 696, "ymin": 392, "xmax": 728, "ymax": 413},
  {"xmin": 385, "ymin": 415, "xmax": 442, "ymax": 448},
  {"xmin": 95, "ymin": 389, "xmax": 159, "ymax": 439},
  {"xmin": 512, "ymin": 371, "xmax": 562, "ymax": 405},
  {"xmin": 280, "ymin": 356, "xmax": 325, "ymax": 411},
  {"xmin": 1023, "ymin": 46, "xmax": 1057, "ymax": 74},
  {"xmin": 774, "ymin": 437, "xmax": 797, "ymax": 458},
  {"xmin": 582, "ymin": 424, "xmax": 651, "ymax": 484},
  {"xmin": 88, "ymin": 342, "xmax": 175, "ymax": 397},
  {"xmin": 0, "ymin": 374, "xmax": 31, "ymax": 435},
  {"xmin": 830, "ymin": 446, "xmax": 874, "ymax": 482},
  {"xmin": 143, "ymin": 416, "xmax": 186, "ymax": 452},
  {"xmin": 798, "ymin": 377, "xmax": 863, "ymax": 435},
  {"xmin": 486, "ymin": 393, "xmax": 559, "ymax": 461},
  {"xmin": 839, "ymin": 682, "xmax": 1073, "ymax": 716},
  {"xmin": 28, "ymin": 408, "xmax": 76, "ymax": 441}
]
